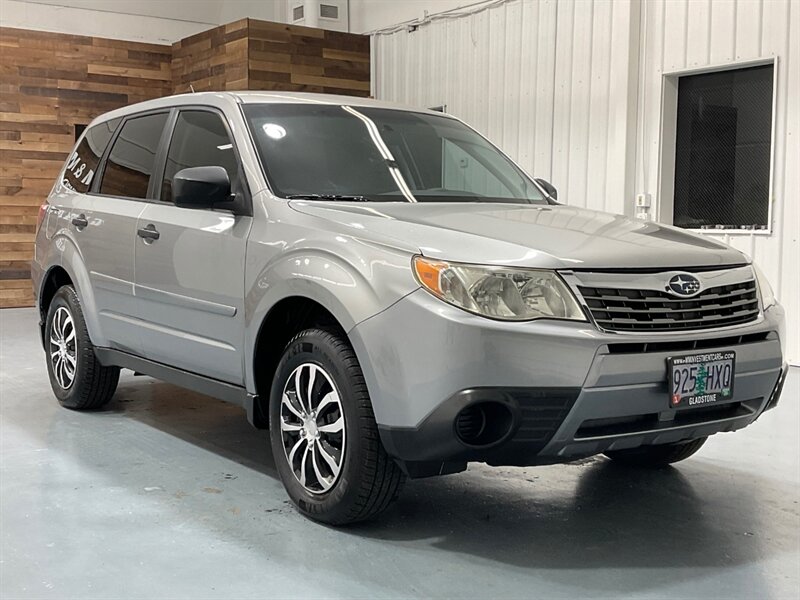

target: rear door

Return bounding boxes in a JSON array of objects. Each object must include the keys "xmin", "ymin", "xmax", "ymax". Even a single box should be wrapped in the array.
[
  {"xmin": 85, "ymin": 111, "xmax": 170, "ymax": 353},
  {"xmin": 133, "ymin": 108, "xmax": 251, "ymax": 384}
]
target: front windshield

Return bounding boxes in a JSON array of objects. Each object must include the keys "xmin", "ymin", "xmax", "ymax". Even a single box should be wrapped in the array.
[{"xmin": 243, "ymin": 103, "xmax": 547, "ymax": 204}]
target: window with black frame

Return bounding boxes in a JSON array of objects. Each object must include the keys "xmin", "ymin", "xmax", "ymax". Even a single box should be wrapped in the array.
[
  {"xmin": 673, "ymin": 64, "xmax": 774, "ymax": 231},
  {"xmin": 160, "ymin": 110, "xmax": 240, "ymax": 204}
]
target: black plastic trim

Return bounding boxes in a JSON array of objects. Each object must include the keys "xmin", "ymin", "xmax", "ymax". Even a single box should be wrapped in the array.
[
  {"xmin": 95, "ymin": 347, "xmax": 248, "ymax": 407},
  {"xmin": 763, "ymin": 363, "xmax": 788, "ymax": 413},
  {"xmin": 569, "ymin": 263, "xmax": 749, "ymax": 274},
  {"xmin": 378, "ymin": 387, "xmax": 580, "ymax": 472}
]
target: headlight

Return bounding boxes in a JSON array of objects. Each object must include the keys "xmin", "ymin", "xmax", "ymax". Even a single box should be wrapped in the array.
[
  {"xmin": 413, "ymin": 256, "xmax": 586, "ymax": 322},
  {"xmin": 753, "ymin": 263, "xmax": 776, "ymax": 309}
]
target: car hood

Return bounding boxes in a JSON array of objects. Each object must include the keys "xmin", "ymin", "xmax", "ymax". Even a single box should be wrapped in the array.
[{"xmin": 289, "ymin": 202, "xmax": 747, "ymax": 270}]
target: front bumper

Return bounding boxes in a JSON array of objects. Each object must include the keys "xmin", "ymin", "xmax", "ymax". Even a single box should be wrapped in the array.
[{"xmin": 350, "ymin": 289, "xmax": 786, "ymax": 477}]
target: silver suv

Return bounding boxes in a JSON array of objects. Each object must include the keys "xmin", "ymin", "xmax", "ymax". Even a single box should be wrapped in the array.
[{"xmin": 32, "ymin": 92, "xmax": 787, "ymax": 524}]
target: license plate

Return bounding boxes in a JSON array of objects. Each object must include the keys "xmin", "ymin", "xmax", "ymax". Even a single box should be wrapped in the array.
[{"xmin": 667, "ymin": 351, "xmax": 735, "ymax": 408}]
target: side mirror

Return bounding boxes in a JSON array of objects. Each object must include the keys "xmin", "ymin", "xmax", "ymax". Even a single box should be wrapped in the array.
[
  {"xmin": 173, "ymin": 166, "xmax": 233, "ymax": 208},
  {"xmin": 535, "ymin": 178, "xmax": 558, "ymax": 201}
]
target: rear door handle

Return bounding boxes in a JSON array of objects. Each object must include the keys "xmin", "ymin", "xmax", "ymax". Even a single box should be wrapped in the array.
[
  {"xmin": 71, "ymin": 214, "xmax": 88, "ymax": 229},
  {"xmin": 137, "ymin": 224, "xmax": 160, "ymax": 241}
]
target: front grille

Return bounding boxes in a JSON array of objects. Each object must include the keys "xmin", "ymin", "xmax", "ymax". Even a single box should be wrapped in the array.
[
  {"xmin": 512, "ymin": 389, "xmax": 577, "ymax": 446},
  {"xmin": 578, "ymin": 279, "xmax": 759, "ymax": 332}
]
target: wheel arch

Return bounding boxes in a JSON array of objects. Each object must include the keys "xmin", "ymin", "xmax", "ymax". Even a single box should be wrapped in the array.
[
  {"xmin": 40, "ymin": 240, "xmax": 106, "ymax": 348},
  {"xmin": 249, "ymin": 295, "xmax": 353, "ymax": 428}
]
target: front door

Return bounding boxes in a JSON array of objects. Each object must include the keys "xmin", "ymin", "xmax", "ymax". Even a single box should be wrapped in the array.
[{"xmin": 133, "ymin": 109, "xmax": 251, "ymax": 384}]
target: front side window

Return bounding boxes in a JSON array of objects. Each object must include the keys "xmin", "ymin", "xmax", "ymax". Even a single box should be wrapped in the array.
[
  {"xmin": 673, "ymin": 64, "xmax": 774, "ymax": 230},
  {"xmin": 161, "ymin": 111, "xmax": 240, "ymax": 203},
  {"xmin": 99, "ymin": 112, "xmax": 169, "ymax": 199},
  {"xmin": 244, "ymin": 104, "xmax": 546, "ymax": 204},
  {"xmin": 62, "ymin": 118, "xmax": 120, "ymax": 193}
]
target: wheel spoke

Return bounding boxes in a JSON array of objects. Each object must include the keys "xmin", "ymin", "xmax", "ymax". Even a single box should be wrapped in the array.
[
  {"xmin": 282, "ymin": 392, "xmax": 304, "ymax": 419},
  {"xmin": 53, "ymin": 308, "xmax": 62, "ymax": 337},
  {"xmin": 306, "ymin": 364, "xmax": 317, "ymax": 411},
  {"xmin": 294, "ymin": 367, "xmax": 307, "ymax": 413},
  {"xmin": 57, "ymin": 308, "xmax": 67, "ymax": 338},
  {"xmin": 64, "ymin": 352, "xmax": 76, "ymax": 366},
  {"xmin": 280, "ymin": 420, "xmax": 303, "ymax": 432},
  {"xmin": 299, "ymin": 444, "xmax": 310, "ymax": 487},
  {"xmin": 316, "ymin": 391, "xmax": 338, "ymax": 415},
  {"xmin": 287, "ymin": 436, "xmax": 307, "ymax": 466},
  {"xmin": 318, "ymin": 416, "xmax": 344, "ymax": 434},
  {"xmin": 64, "ymin": 328, "xmax": 75, "ymax": 343},
  {"xmin": 311, "ymin": 444, "xmax": 333, "ymax": 491},
  {"xmin": 316, "ymin": 441, "xmax": 340, "ymax": 478},
  {"xmin": 55, "ymin": 356, "xmax": 65, "ymax": 387},
  {"xmin": 61, "ymin": 357, "xmax": 71, "ymax": 384},
  {"xmin": 53, "ymin": 355, "xmax": 61, "ymax": 382}
]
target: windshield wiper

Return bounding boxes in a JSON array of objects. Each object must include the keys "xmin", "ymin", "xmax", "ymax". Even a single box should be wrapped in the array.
[{"xmin": 285, "ymin": 194, "xmax": 371, "ymax": 202}]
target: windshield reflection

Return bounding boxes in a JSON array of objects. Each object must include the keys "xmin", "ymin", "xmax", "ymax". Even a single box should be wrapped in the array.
[{"xmin": 244, "ymin": 103, "xmax": 548, "ymax": 205}]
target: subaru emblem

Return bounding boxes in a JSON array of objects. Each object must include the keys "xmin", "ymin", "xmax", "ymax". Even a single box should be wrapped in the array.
[{"xmin": 667, "ymin": 274, "xmax": 702, "ymax": 297}]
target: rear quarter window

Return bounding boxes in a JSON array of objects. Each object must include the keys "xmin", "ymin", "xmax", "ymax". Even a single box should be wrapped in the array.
[{"xmin": 62, "ymin": 118, "xmax": 120, "ymax": 193}]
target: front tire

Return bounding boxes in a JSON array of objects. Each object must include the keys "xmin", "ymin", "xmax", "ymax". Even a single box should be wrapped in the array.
[
  {"xmin": 269, "ymin": 327, "xmax": 405, "ymax": 524},
  {"xmin": 604, "ymin": 437, "xmax": 707, "ymax": 468},
  {"xmin": 45, "ymin": 285, "xmax": 119, "ymax": 410}
]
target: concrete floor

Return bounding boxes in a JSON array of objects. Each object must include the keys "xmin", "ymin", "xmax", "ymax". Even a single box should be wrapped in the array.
[{"xmin": 1, "ymin": 307, "xmax": 798, "ymax": 599}]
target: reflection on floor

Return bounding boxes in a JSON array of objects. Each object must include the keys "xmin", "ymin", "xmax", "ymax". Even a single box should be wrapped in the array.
[{"xmin": 1, "ymin": 308, "xmax": 798, "ymax": 599}]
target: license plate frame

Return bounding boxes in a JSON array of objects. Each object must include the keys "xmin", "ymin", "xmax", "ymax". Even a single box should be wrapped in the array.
[{"xmin": 667, "ymin": 351, "xmax": 736, "ymax": 409}]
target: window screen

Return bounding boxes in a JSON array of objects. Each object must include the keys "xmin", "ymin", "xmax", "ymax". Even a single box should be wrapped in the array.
[
  {"xmin": 99, "ymin": 112, "xmax": 168, "ymax": 199},
  {"xmin": 673, "ymin": 64, "xmax": 773, "ymax": 230},
  {"xmin": 160, "ymin": 111, "xmax": 240, "ymax": 203},
  {"xmin": 61, "ymin": 118, "xmax": 119, "ymax": 194},
  {"xmin": 320, "ymin": 4, "xmax": 339, "ymax": 19}
]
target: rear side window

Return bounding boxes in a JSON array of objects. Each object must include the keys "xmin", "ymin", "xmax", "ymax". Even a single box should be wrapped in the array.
[
  {"xmin": 161, "ymin": 110, "xmax": 240, "ymax": 203},
  {"xmin": 99, "ymin": 112, "xmax": 169, "ymax": 199},
  {"xmin": 62, "ymin": 118, "xmax": 120, "ymax": 193}
]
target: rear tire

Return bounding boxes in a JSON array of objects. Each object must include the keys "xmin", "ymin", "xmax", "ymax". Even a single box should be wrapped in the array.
[
  {"xmin": 45, "ymin": 285, "xmax": 119, "ymax": 410},
  {"xmin": 604, "ymin": 437, "xmax": 707, "ymax": 468},
  {"xmin": 269, "ymin": 327, "xmax": 405, "ymax": 524}
]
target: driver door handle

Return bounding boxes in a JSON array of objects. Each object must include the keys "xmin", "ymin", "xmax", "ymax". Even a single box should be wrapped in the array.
[{"xmin": 137, "ymin": 224, "xmax": 160, "ymax": 241}]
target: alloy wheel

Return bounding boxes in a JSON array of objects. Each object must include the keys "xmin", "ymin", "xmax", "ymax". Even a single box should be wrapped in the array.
[
  {"xmin": 49, "ymin": 306, "xmax": 76, "ymax": 389},
  {"xmin": 280, "ymin": 362, "xmax": 346, "ymax": 494}
]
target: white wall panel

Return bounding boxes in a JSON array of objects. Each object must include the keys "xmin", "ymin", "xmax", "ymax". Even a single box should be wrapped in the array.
[
  {"xmin": 638, "ymin": 0, "xmax": 799, "ymax": 362},
  {"xmin": 373, "ymin": 0, "xmax": 798, "ymax": 362},
  {"xmin": 349, "ymin": 0, "xmax": 475, "ymax": 33},
  {"xmin": 374, "ymin": 0, "xmax": 640, "ymax": 215}
]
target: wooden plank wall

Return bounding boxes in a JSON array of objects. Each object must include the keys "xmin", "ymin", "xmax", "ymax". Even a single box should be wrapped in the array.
[
  {"xmin": 0, "ymin": 27, "xmax": 171, "ymax": 308},
  {"xmin": 248, "ymin": 19, "xmax": 370, "ymax": 96},
  {"xmin": 172, "ymin": 19, "xmax": 370, "ymax": 95},
  {"xmin": 0, "ymin": 20, "xmax": 370, "ymax": 309},
  {"xmin": 171, "ymin": 19, "xmax": 249, "ymax": 93}
]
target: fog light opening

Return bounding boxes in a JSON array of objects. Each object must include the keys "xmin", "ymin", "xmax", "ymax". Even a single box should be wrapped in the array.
[{"xmin": 455, "ymin": 402, "xmax": 513, "ymax": 447}]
